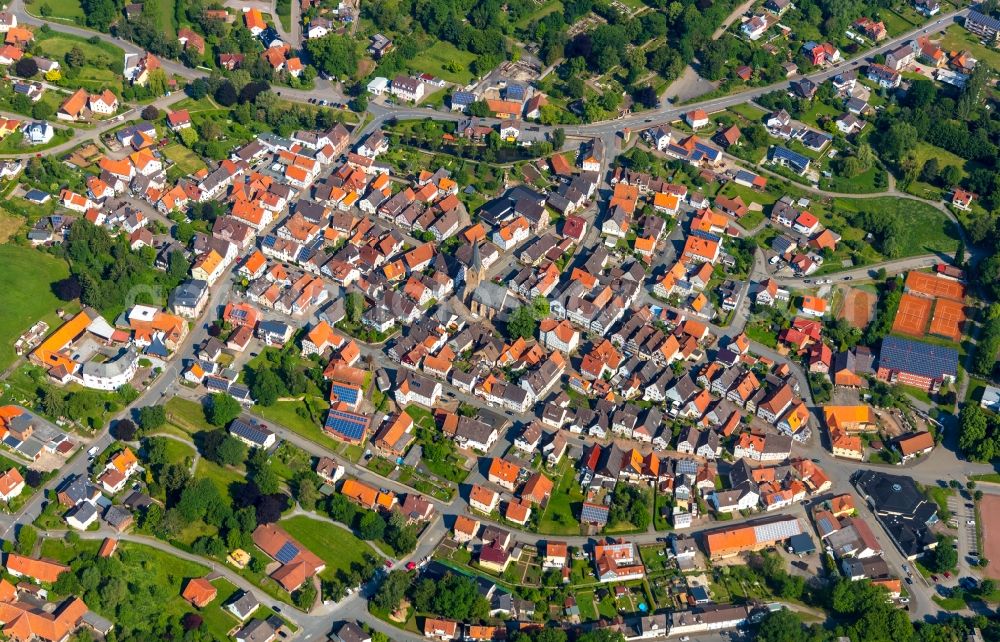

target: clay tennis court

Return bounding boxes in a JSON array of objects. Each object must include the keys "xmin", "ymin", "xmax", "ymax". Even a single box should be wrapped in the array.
[
  {"xmin": 978, "ymin": 493, "xmax": 1000, "ymax": 580},
  {"xmin": 891, "ymin": 294, "xmax": 932, "ymax": 337},
  {"xmin": 928, "ymin": 299, "xmax": 966, "ymax": 342},
  {"xmin": 905, "ymin": 271, "xmax": 966, "ymax": 301},
  {"xmin": 838, "ymin": 287, "xmax": 876, "ymax": 328}
]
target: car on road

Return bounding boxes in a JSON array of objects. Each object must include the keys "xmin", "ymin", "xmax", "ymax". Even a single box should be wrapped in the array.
[
  {"xmin": 967, "ymin": 519, "xmax": 975, "ymax": 525},
  {"xmin": 803, "ymin": 279, "xmax": 811, "ymax": 283},
  {"xmin": 930, "ymin": 574, "xmax": 938, "ymax": 581},
  {"xmin": 843, "ymin": 276, "xmax": 853, "ymax": 280},
  {"xmin": 943, "ymin": 571, "xmax": 952, "ymax": 579},
  {"xmin": 905, "ymin": 577, "xmax": 913, "ymax": 585},
  {"xmin": 902, "ymin": 565, "xmax": 909, "ymax": 573},
  {"xmin": 899, "ymin": 598, "xmax": 910, "ymax": 604},
  {"xmin": 406, "ymin": 561, "xmax": 416, "ymax": 570},
  {"xmin": 87, "ymin": 446, "xmax": 99, "ymax": 459},
  {"xmin": 384, "ymin": 559, "xmax": 393, "ymax": 568}
]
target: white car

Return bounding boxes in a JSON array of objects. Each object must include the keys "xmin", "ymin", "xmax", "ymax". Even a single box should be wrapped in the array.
[
  {"xmin": 967, "ymin": 519, "xmax": 975, "ymax": 526},
  {"xmin": 899, "ymin": 598, "xmax": 910, "ymax": 604}
]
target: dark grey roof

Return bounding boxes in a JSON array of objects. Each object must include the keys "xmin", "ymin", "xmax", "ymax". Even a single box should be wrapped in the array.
[{"xmin": 878, "ymin": 336, "xmax": 958, "ymax": 380}]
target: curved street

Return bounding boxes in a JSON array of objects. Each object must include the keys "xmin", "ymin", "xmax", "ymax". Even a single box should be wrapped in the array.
[{"xmin": 0, "ymin": 1, "xmax": 991, "ymax": 639}]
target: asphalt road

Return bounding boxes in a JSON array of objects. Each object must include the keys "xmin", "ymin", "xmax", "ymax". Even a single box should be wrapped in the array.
[{"xmin": 0, "ymin": 1, "xmax": 989, "ymax": 636}]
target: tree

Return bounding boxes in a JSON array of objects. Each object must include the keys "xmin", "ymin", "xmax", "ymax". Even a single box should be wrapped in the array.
[
  {"xmin": 250, "ymin": 367, "xmax": 283, "ymax": 406},
  {"xmin": 206, "ymin": 392, "xmax": 241, "ymax": 427},
  {"xmin": 80, "ymin": 0, "xmax": 117, "ymax": 30},
  {"xmin": 929, "ymin": 535, "xmax": 958, "ymax": 572},
  {"xmin": 216, "ymin": 436, "xmax": 247, "ymax": 467},
  {"xmin": 214, "ymin": 81, "xmax": 238, "ymax": 106},
  {"xmin": 14, "ymin": 58, "xmax": 37, "ymax": 78},
  {"xmin": 137, "ymin": 405, "xmax": 166, "ymax": 432},
  {"xmin": 358, "ymin": 511, "xmax": 386, "ymax": 540},
  {"xmin": 15, "ymin": 524, "xmax": 36, "ymax": 555},
  {"xmin": 252, "ymin": 466, "xmax": 280, "ymax": 495},
  {"xmin": 114, "ymin": 419, "xmax": 137, "ymax": 441},
  {"xmin": 141, "ymin": 105, "xmax": 160, "ymax": 121},
  {"xmin": 305, "ymin": 35, "xmax": 358, "ymax": 79},
  {"xmin": 756, "ymin": 609, "xmax": 809, "ymax": 642},
  {"xmin": 372, "ymin": 569, "xmax": 412, "ymax": 611},
  {"xmin": 506, "ymin": 305, "xmax": 539, "ymax": 340},
  {"xmin": 293, "ymin": 582, "xmax": 317, "ymax": 610}
]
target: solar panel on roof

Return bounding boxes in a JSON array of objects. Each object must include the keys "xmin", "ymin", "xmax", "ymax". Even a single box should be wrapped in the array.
[
  {"xmin": 205, "ymin": 376, "xmax": 229, "ymax": 391},
  {"xmin": 324, "ymin": 409, "xmax": 368, "ymax": 440},
  {"xmin": 331, "ymin": 383, "xmax": 360, "ymax": 405},
  {"xmin": 753, "ymin": 518, "xmax": 801, "ymax": 544},
  {"xmin": 581, "ymin": 503, "xmax": 609, "ymax": 523},
  {"xmin": 275, "ymin": 541, "xmax": 299, "ymax": 564}
]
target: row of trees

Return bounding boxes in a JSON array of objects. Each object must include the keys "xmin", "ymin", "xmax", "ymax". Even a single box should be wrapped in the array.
[{"xmin": 373, "ymin": 570, "xmax": 491, "ymax": 622}]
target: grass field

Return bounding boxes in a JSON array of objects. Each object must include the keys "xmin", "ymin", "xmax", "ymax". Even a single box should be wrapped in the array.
[
  {"xmin": 727, "ymin": 103, "xmax": 766, "ymax": 123},
  {"xmin": 905, "ymin": 141, "xmax": 974, "ymax": 199},
  {"xmin": 941, "ymin": 24, "xmax": 1000, "ymax": 71},
  {"xmin": 514, "ymin": 0, "xmax": 563, "ymax": 29},
  {"xmin": 169, "ymin": 95, "xmax": 219, "ymax": 113},
  {"xmin": 24, "ymin": 0, "xmax": 84, "ymax": 20},
  {"xmin": 276, "ymin": 0, "xmax": 292, "ymax": 31},
  {"xmin": 164, "ymin": 396, "xmax": 209, "ymax": 435},
  {"xmin": 819, "ymin": 165, "xmax": 886, "ymax": 194},
  {"xmin": 35, "ymin": 31, "xmax": 123, "ymax": 62},
  {"xmin": 160, "ymin": 437, "xmax": 196, "ymax": 466},
  {"xmin": 279, "ymin": 514, "xmax": 378, "ymax": 580},
  {"xmin": 831, "ymin": 196, "xmax": 961, "ymax": 257},
  {"xmin": 409, "ymin": 40, "xmax": 477, "ymax": 85},
  {"xmin": 0, "ymin": 208, "xmax": 22, "ymax": 243},
  {"xmin": 0, "ymin": 245, "xmax": 74, "ymax": 371},
  {"xmin": 195, "ymin": 457, "xmax": 245, "ymax": 497},
  {"xmin": 162, "ymin": 143, "xmax": 208, "ymax": 175}
]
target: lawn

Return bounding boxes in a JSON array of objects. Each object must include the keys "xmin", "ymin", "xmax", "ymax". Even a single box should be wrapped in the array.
[
  {"xmin": 0, "ymin": 245, "xmax": 75, "ymax": 371},
  {"xmin": 514, "ymin": 0, "xmax": 563, "ymax": 29},
  {"xmin": 746, "ymin": 323, "xmax": 779, "ymax": 349},
  {"xmin": 0, "ymin": 128, "xmax": 72, "ymax": 154},
  {"xmin": 24, "ymin": 0, "xmax": 84, "ymax": 20},
  {"xmin": 195, "ymin": 458, "xmax": 245, "ymax": 497},
  {"xmin": 408, "ymin": 40, "xmax": 477, "ymax": 85},
  {"xmin": 0, "ymin": 207, "xmax": 22, "ymax": 244},
  {"xmin": 278, "ymin": 514, "xmax": 378, "ymax": 580},
  {"xmin": 275, "ymin": 0, "xmax": 292, "ymax": 31},
  {"xmin": 830, "ymin": 196, "xmax": 961, "ymax": 257},
  {"xmin": 252, "ymin": 397, "xmax": 343, "ymax": 452},
  {"xmin": 925, "ymin": 484, "xmax": 954, "ymax": 521},
  {"xmin": 904, "ymin": 141, "xmax": 974, "ymax": 200},
  {"xmin": 162, "ymin": 143, "xmax": 208, "ymax": 176},
  {"xmin": 169, "ymin": 95, "xmax": 219, "ymax": 113},
  {"xmin": 941, "ymin": 24, "xmax": 1000, "ymax": 72},
  {"xmin": 727, "ymin": 103, "xmax": 766, "ymax": 123},
  {"xmin": 575, "ymin": 589, "xmax": 598, "ymax": 621},
  {"xmin": 35, "ymin": 31, "xmax": 122, "ymax": 62},
  {"xmin": 164, "ymin": 396, "xmax": 209, "ymax": 435},
  {"xmin": 537, "ymin": 461, "xmax": 585, "ymax": 536},
  {"xmin": 819, "ymin": 165, "xmax": 887, "ymax": 195},
  {"xmin": 148, "ymin": 0, "xmax": 177, "ymax": 38},
  {"xmin": 160, "ymin": 438, "xmax": 196, "ymax": 466}
]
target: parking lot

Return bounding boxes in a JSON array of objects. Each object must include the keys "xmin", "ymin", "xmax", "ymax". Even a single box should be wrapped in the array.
[{"xmin": 946, "ymin": 492, "xmax": 978, "ymax": 573}]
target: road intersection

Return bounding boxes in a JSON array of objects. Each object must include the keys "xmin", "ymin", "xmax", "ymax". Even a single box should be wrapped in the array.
[{"xmin": 0, "ymin": 2, "xmax": 991, "ymax": 638}]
